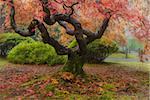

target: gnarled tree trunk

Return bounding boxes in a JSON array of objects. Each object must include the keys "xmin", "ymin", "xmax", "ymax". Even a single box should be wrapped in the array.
[
  {"xmin": 7, "ymin": 0, "xmax": 111, "ymax": 75},
  {"xmin": 63, "ymin": 52, "xmax": 85, "ymax": 75}
]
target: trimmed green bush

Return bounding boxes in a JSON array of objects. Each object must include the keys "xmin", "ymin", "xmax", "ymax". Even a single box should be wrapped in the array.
[
  {"xmin": 86, "ymin": 39, "xmax": 118, "ymax": 63},
  {"xmin": 8, "ymin": 41, "xmax": 55, "ymax": 64},
  {"xmin": 68, "ymin": 38, "xmax": 118, "ymax": 63},
  {"xmin": 47, "ymin": 55, "xmax": 67, "ymax": 66},
  {"xmin": 7, "ymin": 41, "xmax": 67, "ymax": 65},
  {"xmin": 0, "ymin": 33, "xmax": 34, "ymax": 57}
]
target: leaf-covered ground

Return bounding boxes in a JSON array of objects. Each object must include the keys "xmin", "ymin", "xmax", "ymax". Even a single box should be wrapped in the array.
[{"xmin": 0, "ymin": 62, "xmax": 149, "ymax": 99}]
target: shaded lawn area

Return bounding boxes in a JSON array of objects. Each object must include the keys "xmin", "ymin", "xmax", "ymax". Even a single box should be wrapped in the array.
[
  {"xmin": 0, "ymin": 57, "xmax": 149, "ymax": 99},
  {"xmin": 108, "ymin": 53, "xmax": 137, "ymax": 59},
  {"xmin": 0, "ymin": 58, "xmax": 8, "ymax": 69},
  {"xmin": 106, "ymin": 52, "xmax": 150, "ymax": 72},
  {"xmin": 104, "ymin": 61, "xmax": 150, "ymax": 72}
]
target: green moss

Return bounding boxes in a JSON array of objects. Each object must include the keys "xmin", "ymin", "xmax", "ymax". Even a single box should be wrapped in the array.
[
  {"xmin": 102, "ymin": 84, "xmax": 116, "ymax": 91},
  {"xmin": 63, "ymin": 54, "xmax": 85, "ymax": 76},
  {"xmin": 100, "ymin": 91, "xmax": 115, "ymax": 100},
  {"xmin": 45, "ymin": 84, "xmax": 55, "ymax": 92}
]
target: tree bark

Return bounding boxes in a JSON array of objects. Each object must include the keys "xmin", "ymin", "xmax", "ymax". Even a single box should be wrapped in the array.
[
  {"xmin": 63, "ymin": 52, "xmax": 85, "ymax": 76},
  {"xmin": 8, "ymin": 0, "xmax": 111, "ymax": 76}
]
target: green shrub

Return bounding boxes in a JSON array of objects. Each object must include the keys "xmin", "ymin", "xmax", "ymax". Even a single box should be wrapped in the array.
[
  {"xmin": 0, "ymin": 33, "xmax": 34, "ymax": 57},
  {"xmin": 47, "ymin": 55, "xmax": 67, "ymax": 66},
  {"xmin": 68, "ymin": 38, "xmax": 118, "ymax": 63},
  {"xmin": 7, "ymin": 41, "xmax": 56, "ymax": 64},
  {"xmin": 7, "ymin": 41, "xmax": 67, "ymax": 65},
  {"xmin": 86, "ymin": 39, "xmax": 118, "ymax": 63}
]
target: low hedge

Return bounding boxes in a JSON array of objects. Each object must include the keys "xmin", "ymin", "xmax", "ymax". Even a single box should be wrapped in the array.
[
  {"xmin": 0, "ymin": 33, "xmax": 34, "ymax": 57},
  {"xmin": 68, "ymin": 38, "xmax": 118, "ymax": 63},
  {"xmin": 47, "ymin": 55, "xmax": 67, "ymax": 66},
  {"xmin": 7, "ymin": 41, "xmax": 67, "ymax": 65},
  {"xmin": 86, "ymin": 39, "xmax": 118, "ymax": 63}
]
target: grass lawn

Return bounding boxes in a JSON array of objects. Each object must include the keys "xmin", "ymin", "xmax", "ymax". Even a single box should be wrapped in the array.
[
  {"xmin": 117, "ymin": 62, "xmax": 150, "ymax": 72},
  {"xmin": 109, "ymin": 53, "xmax": 137, "ymax": 59},
  {"xmin": 105, "ymin": 61, "xmax": 150, "ymax": 72},
  {"xmin": 106, "ymin": 52, "xmax": 149, "ymax": 72},
  {"xmin": 0, "ymin": 57, "xmax": 8, "ymax": 68}
]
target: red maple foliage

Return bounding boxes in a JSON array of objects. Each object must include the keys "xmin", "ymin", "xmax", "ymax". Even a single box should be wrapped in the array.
[
  {"xmin": 1, "ymin": 0, "xmax": 149, "ymax": 41},
  {"xmin": 0, "ymin": 0, "xmax": 149, "ymax": 61}
]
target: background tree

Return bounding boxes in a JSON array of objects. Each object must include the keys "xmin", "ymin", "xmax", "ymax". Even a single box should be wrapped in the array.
[
  {"xmin": 0, "ymin": 2, "xmax": 5, "ymax": 32},
  {"xmin": 1, "ymin": 0, "xmax": 150, "ymax": 75}
]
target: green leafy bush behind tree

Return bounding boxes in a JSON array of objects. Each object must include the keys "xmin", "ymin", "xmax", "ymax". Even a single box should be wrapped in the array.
[
  {"xmin": 0, "ymin": 33, "xmax": 34, "ymax": 57},
  {"xmin": 68, "ymin": 38, "xmax": 118, "ymax": 63},
  {"xmin": 86, "ymin": 39, "xmax": 118, "ymax": 63},
  {"xmin": 7, "ymin": 41, "xmax": 67, "ymax": 65},
  {"xmin": 1, "ymin": 33, "xmax": 117, "ymax": 65}
]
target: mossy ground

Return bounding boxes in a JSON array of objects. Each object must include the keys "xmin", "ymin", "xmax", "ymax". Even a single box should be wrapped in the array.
[{"xmin": 0, "ymin": 57, "xmax": 8, "ymax": 68}]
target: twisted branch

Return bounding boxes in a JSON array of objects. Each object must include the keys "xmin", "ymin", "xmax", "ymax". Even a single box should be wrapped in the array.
[
  {"xmin": 9, "ymin": 0, "xmax": 111, "ymax": 55},
  {"xmin": 63, "ymin": 2, "xmax": 79, "ymax": 17},
  {"xmin": 9, "ymin": 0, "xmax": 70, "ymax": 55}
]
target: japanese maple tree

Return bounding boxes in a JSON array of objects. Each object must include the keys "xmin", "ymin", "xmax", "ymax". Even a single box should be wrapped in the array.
[{"xmin": 1, "ymin": 0, "xmax": 149, "ymax": 75}]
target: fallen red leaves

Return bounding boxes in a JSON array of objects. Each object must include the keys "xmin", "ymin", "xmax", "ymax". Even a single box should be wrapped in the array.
[{"xmin": 0, "ymin": 64, "xmax": 149, "ymax": 99}]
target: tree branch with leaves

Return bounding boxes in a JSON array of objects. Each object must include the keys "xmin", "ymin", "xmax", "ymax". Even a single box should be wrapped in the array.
[{"xmin": 2, "ymin": 0, "xmax": 149, "ymax": 74}]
